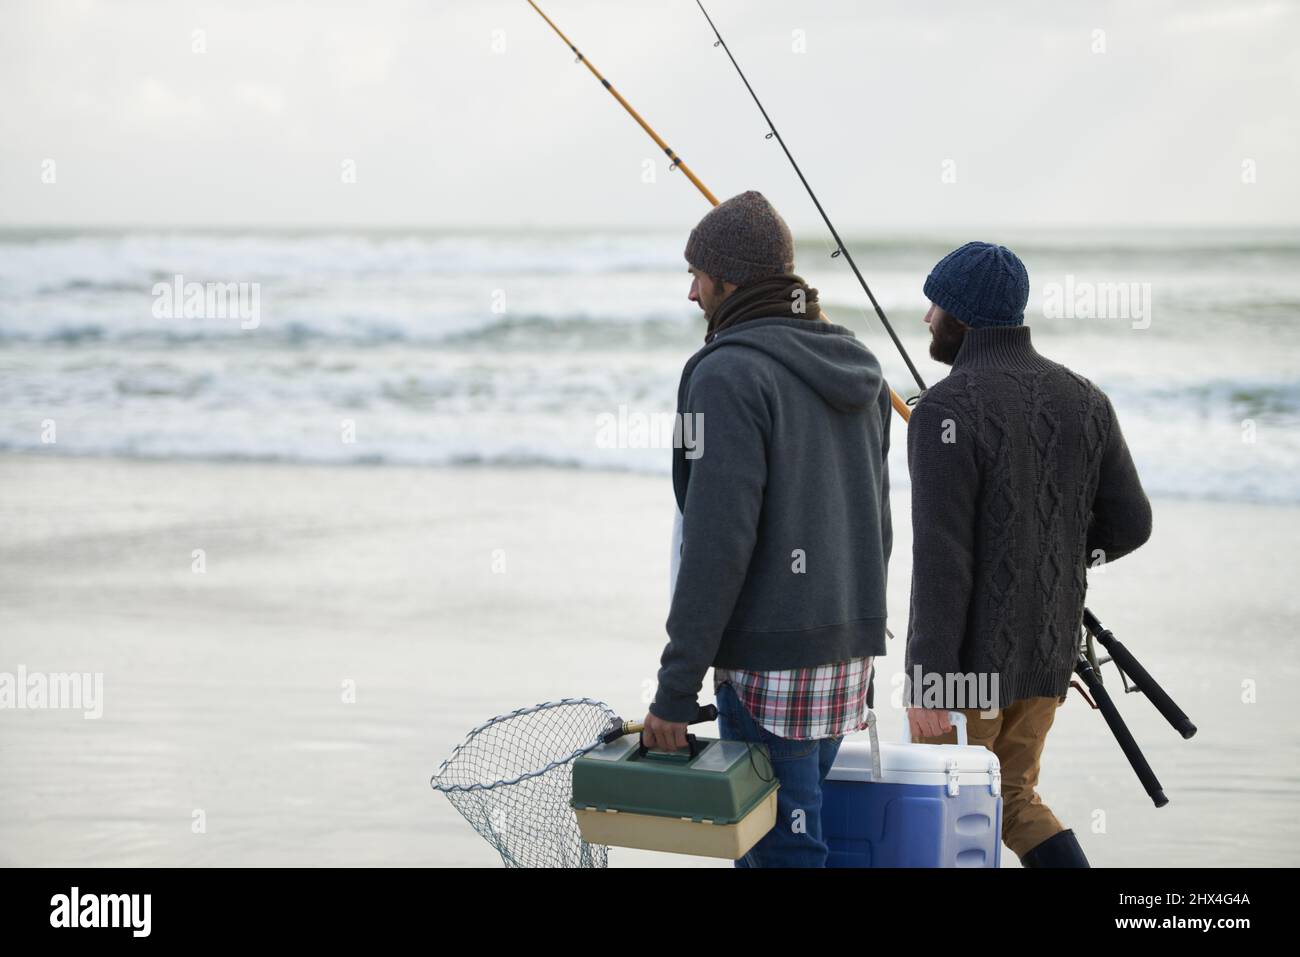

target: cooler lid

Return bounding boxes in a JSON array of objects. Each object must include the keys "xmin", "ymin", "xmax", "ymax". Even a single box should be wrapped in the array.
[{"xmin": 827, "ymin": 735, "xmax": 1000, "ymax": 786}]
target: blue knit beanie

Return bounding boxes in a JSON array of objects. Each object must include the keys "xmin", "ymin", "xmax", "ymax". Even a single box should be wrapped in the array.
[{"xmin": 923, "ymin": 241, "xmax": 1029, "ymax": 328}]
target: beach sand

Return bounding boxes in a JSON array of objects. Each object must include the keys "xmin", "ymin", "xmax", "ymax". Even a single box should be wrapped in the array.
[{"xmin": 0, "ymin": 454, "xmax": 1296, "ymax": 867}]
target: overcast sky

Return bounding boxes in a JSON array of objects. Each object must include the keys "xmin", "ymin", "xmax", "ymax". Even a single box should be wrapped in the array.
[{"xmin": 2, "ymin": 0, "xmax": 1297, "ymax": 230}]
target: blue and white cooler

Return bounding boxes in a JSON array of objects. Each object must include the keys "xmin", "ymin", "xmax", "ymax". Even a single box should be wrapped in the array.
[{"xmin": 822, "ymin": 712, "xmax": 1003, "ymax": 867}]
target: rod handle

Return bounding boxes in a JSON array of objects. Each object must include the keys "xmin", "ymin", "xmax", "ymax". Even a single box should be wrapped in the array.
[
  {"xmin": 1075, "ymin": 655, "xmax": 1170, "ymax": 807},
  {"xmin": 1084, "ymin": 610, "xmax": 1197, "ymax": 739}
]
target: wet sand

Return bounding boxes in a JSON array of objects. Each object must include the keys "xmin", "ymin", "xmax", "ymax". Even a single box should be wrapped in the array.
[{"xmin": 0, "ymin": 454, "xmax": 1296, "ymax": 866}]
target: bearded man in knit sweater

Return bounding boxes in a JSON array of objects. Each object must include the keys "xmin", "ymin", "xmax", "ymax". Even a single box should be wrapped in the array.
[
  {"xmin": 640, "ymin": 191, "xmax": 893, "ymax": 867},
  {"xmin": 905, "ymin": 242, "xmax": 1152, "ymax": 868}
]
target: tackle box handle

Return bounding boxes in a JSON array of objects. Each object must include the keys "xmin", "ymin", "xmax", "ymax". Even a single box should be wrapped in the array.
[
  {"xmin": 632, "ymin": 703, "xmax": 716, "ymax": 760},
  {"xmin": 636, "ymin": 732, "xmax": 700, "ymax": 761}
]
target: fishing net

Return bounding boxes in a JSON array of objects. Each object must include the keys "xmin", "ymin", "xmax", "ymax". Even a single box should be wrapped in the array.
[{"xmin": 431, "ymin": 698, "xmax": 620, "ymax": 868}]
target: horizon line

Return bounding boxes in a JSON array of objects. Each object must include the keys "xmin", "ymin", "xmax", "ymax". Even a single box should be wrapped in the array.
[{"xmin": 2, "ymin": 222, "xmax": 1299, "ymax": 236}]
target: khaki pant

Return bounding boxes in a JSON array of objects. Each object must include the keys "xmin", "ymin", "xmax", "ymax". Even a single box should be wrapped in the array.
[{"xmin": 915, "ymin": 695, "xmax": 1066, "ymax": 860}]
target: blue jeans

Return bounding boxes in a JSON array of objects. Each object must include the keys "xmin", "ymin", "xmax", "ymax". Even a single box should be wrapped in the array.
[{"xmin": 714, "ymin": 681, "xmax": 844, "ymax": 868}]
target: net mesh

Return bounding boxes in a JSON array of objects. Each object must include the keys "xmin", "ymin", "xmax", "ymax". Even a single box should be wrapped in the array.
[{"xmin": 431, "ymin": 698, "xmax": 619, "ymax": 868}]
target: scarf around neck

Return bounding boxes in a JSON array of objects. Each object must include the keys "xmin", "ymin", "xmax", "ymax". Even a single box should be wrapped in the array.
[{"xmin": 704, "ymin": 273, "xmax": 823, "ymax": 342}]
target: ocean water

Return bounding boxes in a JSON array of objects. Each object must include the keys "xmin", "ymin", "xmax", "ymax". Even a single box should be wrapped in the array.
[{"xmin": 1, "ymin": 227, "xmax": 1297, "ymax": 504}]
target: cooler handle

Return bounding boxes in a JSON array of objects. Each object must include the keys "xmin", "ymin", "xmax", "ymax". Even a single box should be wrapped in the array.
[
  {"xmin": 901, "ymin": 710, "xmax": 968, "ymax": 747},
  {"xmin": 864, "ymin": 710, "xmax": 883, "ymax": 781}
]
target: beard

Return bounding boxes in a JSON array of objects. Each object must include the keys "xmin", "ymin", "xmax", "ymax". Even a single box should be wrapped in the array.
[
  {"xmin": 929, "ymin": 310, "xmax": 968, "ymax": 365},
  {"xmin": 696, "ymin": 278, "xmax": 728, "ymax": 323},
  {"xmin": 700, "ymin": 278, "xmax": 727, "ymax": 322}
]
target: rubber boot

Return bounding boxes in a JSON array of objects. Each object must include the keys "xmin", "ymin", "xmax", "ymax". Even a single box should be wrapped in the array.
[{"xmin": 1019, "ymin": 828, "xmax": 1090, "ymax": 868}]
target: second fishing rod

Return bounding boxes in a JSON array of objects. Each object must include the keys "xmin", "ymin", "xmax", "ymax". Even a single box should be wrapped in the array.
[{"xmin": 693, "ymin": 0, "xmax": 929, "ymax": 397}]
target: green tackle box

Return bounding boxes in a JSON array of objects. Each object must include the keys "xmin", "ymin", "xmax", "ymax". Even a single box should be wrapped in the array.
[{"xmin": 571, "ymin": 735, "xmax": 779, "ymax": 859}]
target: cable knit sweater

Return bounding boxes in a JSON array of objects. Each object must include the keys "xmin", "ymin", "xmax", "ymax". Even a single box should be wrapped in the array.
[{"xmin": 904, "ymin": 325, "xmax": 1152, "ymax": 709}]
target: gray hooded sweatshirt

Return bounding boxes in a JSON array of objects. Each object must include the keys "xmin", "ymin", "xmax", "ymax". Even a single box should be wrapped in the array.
[{"xmin": 650, "ymin": 317, "xmax": 893, "ymax": 723}]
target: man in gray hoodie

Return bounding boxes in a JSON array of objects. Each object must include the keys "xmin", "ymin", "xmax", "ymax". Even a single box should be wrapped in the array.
[{"xmin": 641, "ymin": 191, "xmax": 892, "ymax": 867}]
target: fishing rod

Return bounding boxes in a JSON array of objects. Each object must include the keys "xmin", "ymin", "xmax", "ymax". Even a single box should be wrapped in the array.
[
  {"xmin": 1071, "ymin": 611, "xmax": 1198, "ymax": 808},
  {"xmin": 523, "ymin": 0, "xmax": 913, "ymax": 421},
  {"xmin": 1084, "ymin": 609, "xmax": 1197, "ymax": 740},
  {"xmin": 693, "ymin": 0, "xmax": 927, "ymax": 394},
  {"xmin": 523, "ymin": 0, "xmax": 717, "ymax": 205}
]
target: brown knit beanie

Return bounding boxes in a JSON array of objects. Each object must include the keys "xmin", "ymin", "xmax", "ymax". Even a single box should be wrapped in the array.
[{"xmin": 683, "ymin": 190, "xmax": 795, "ymax": 286}]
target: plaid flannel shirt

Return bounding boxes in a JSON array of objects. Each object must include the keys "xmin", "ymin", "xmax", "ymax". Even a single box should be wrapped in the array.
[{"xmin": 713, "ymin": 656, "xmax": 874, "ymax": 741}]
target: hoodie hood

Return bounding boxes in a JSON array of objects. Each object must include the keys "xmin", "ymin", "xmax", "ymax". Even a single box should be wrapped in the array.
[{"xmin": 682, "ymin": 316, "xmax": 884, "ymax": 413}]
